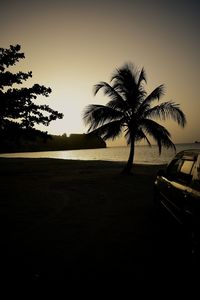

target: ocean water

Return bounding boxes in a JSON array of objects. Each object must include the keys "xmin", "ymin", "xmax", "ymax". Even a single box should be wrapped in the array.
[{"xmin": 1, "ymin": 143, "xmax": 200, "ymax": 165}]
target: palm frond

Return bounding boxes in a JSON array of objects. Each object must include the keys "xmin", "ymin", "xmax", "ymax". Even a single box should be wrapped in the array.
[
  {"xmin": 141, "ymin": 118, "xmax": 176, "ymax": 154},
  {"xmin": 83, "ymin": 104, "xmax": 124, "ymax": 131},
  {"xmin": 145, "ymin": 101, "xmax": 186, "ymax": 127},
  {"xmin": 135, "ymin": 84, "xmax": 165, "ymax": 117},
  {"xmin": 137, "ymin": 67, "xmax": 147, "ymax": 87},
  {"xmin": 124, "ymin": 128, "xmax": 131, "ymax": 144},
  {"xmin": 110, "ymin": 63, "xmax": 147, "ymax": 112},
  {"xmin": 93, "ymin": 82, "xmax": 106, "ymax": 96},
  {"xmin": 93, "ymin": 81, "xmax": 127, "ymax": 110},
  {"xmin": 142, "ymin": 84, "xmax": 165, "ymax": 105},
  {"xmin": 89, "ymin": 119, "xmax": 123, "ymax": 140},
  {"xmin": 111, "ymin": 63, "xmax": 138, "ymax": 95},
  {"xmin": 135, "ymin": 129, "xmax": 151, "ymax": 146},
  {"xmin": 111, "ymin": 63, "xmax": 137, "ymax": 82},
  {"xmin": 106, "ymin": 98, "xmax": 130, "ymax": 114},
  {"xmin": 93, "ymin": 82, "xmax": 121, "ymax": 99},
  {"xmin": 124, "ymin": 127, "xmax": 151, "ymax": 145}
]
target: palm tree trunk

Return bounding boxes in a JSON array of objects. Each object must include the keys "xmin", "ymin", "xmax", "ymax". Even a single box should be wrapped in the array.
[{"xmin": 122, "ymin": 137, "xmax": 135, "ymax": 174}]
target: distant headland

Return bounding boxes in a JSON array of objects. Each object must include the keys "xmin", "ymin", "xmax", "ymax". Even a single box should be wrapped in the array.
[{"xmin": 0, "ymin": 133, "xmax": 106, "ymax": 153}]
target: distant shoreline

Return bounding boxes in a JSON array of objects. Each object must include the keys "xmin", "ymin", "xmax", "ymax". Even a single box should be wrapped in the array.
[
  {"xmin": 0, "ymin": 133, "xmax": 106, "ymax": 154},
  {"xmin": 0, "ymin": 141, "xmax": 198, "ymax": 154}
]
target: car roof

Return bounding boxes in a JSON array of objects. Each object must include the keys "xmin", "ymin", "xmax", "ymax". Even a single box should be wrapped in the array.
[{"xmin": 175, "ymin": 149, "xmax": 200, "ymax": 159}]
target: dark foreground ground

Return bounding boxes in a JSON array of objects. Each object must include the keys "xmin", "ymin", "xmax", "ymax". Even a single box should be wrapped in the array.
[{"xmin": 0, "ymin": 158, "xmax": 199, "ymax": 285}]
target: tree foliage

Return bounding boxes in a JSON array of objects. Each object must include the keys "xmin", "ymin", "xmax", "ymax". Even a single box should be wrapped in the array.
[
  {"xmin": 0, "ymin": 44, "xmax": 63, "ymax": 142},
  {"xmin": 83, "ymin": 63, "xmax": 186, "ymax": 173}
]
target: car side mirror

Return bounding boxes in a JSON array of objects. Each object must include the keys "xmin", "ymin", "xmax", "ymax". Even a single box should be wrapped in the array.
[{"xmin": 157, "ymin": 169, "xmax": 166, "ymax": 176}]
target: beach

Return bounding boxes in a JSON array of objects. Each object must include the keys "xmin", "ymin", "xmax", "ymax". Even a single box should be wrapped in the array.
[{"xmin": 0, "ymin": 158, "xmax": 196, "ymax": 283}]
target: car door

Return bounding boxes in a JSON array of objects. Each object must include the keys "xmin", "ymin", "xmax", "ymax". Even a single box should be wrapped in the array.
[
  {"xmin": 157, "ymin": 158, "xmax": 183, "ymax": 217},
  {"xmin": 169, "ymin": 156, "xmax": 196, "ymax": 224},
  {"xmin": 188, "ymin": 154, "xmax": 200, "ymax": 231}
]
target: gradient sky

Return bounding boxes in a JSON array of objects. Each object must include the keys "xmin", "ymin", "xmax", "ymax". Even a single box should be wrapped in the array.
[{"xmin": 1, "ymin": 0, "xmax": 199, "ymax": 145}]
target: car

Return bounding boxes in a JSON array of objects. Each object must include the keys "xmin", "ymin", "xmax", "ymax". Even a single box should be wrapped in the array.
[{"xmin": 154, "ymin": 149, "xmax": 200, "ymax": 252}]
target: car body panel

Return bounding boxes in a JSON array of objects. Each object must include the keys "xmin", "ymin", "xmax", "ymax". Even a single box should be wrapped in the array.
[{"xmin": 154, "ymin": 149, "xmax": 200, "ymax": 237}]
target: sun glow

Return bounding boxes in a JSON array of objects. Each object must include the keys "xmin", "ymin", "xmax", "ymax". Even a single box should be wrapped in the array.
[{"xmin": 1, "ymin": 0, "xmax": 199, "ymax": 143}]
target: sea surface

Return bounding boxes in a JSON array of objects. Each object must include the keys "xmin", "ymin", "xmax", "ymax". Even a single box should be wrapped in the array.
[{"xmin": 1, "ymin": 143, "xmax": 200, "ymax": 165}]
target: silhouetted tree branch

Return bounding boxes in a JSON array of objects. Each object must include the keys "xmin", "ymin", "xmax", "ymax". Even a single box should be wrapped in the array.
[{"xmin": 0, "ymin": 44, "xmax": 63, "ymax": 143}]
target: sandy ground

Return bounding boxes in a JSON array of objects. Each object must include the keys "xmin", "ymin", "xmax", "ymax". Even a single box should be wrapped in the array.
[{"xmin": 0, "ymin": 158, "xmax": 198, "ymax": 283}]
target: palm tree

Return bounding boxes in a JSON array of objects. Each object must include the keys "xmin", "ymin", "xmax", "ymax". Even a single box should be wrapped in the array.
[{"xmin": 83, "ymin": 63, "xmax": 186, "ymax": 174}]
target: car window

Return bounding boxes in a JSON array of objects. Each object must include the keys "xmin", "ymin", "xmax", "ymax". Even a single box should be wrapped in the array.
[
  {"xmin": 176, "ymin": 159, "xmax": 194, "ymax": 184},
  {"xmin": 166, "ymin": 159, "xmax": 182, "ymax": 175},
  {"xmin": 167, "ymin": 158, "xmax": 194, "ymax": 184},
  {"xmin": 191, "ymin": 156, "xmax": 200, "ymax": 191},
  {"xmin": 179, "ymin": 160, "xmax": 194, "ymax": 175}
]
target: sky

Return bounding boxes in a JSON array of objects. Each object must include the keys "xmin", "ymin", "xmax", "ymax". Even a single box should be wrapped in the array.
[{"xmin": 1, "ymin": 0, "xmax": 199, "ymax": 146}]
